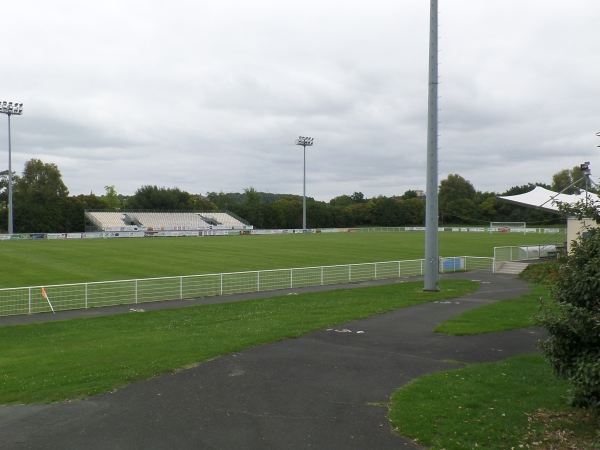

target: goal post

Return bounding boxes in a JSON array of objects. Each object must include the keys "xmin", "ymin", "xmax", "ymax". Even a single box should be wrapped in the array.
[{"xmin": 489, "ymin": 222, "xmax": 527, "ymax": 233}]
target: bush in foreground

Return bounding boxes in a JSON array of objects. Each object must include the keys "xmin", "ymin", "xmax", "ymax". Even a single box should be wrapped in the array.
[{"xmin": 538, "ymin": 201, "xmax": 600, "ymax": 413}]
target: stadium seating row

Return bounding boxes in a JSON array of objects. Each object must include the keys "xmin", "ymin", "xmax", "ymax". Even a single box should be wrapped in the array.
[{"xmin": 85, "ymin": 211, "xmax": 251, "ymax": 231}]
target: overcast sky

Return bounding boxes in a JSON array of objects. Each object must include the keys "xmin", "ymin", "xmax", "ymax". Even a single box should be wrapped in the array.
[{"xmin": 2, "ymin": 1, "xmax": 599, "ymax": 201}]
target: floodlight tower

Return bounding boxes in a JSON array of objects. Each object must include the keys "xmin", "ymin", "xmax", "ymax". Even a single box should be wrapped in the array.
[
  {"xmin": 424, "ymin": 0, "xmax": 440, "ymax": 291},
  {"xmin": 0, "ymin": 101, "xmax": 24, "ymax": 235},
  {"xmin": 295, "ymin": 136, "xmax": 314, "ymax": 230}
]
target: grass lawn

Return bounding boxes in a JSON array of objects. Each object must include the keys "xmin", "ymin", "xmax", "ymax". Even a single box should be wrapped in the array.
[
  {"xmin": 434, "ymin": 283, "xmax": 551, "ymax": 335},
  {"xmin": 0, "ymin": 279, "xmax": 478, "ymax": 405},
  {"xmin": 389, "ymin": 354, "xmax": 599, "ymax": 449},
  {"xmin": 0, "ymin": 231, "xmax": 561, "ymax": 288}
]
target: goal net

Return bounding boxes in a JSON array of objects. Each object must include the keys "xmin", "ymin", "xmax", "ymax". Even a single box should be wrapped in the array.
[{"xmin": 489, "ymin": 222, "xmax": 527, "ymax": 233}]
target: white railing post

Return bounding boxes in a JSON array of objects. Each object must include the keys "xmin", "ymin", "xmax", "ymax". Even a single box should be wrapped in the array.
[
  {"xmin": 180, "ymin": 276, "xmax": 183, "ymax": 299},
  {"xmin": 135, "ymin": 279, "xmax": 138, "ymax": 304},
  {"xmin": 220, "ymin": 274, "xmax": 223, "ymax": 296},
  {"xmin": 257, "ymin": 271, "xmax": 260, "ymax": 292},
  {"xmin": 85, "ymin": 283, "xmax": 88, "ymax": 309},
  {"xmin": 320, "ymin": 266, "xmax": 323, "ymax": 285},
  {"xmin": 290, "ymin": 268, "xmax": 293, "ymax": 288},
  {"xmin": 28, "ymin": 287, "xmax": 32, "ymax": 315}
]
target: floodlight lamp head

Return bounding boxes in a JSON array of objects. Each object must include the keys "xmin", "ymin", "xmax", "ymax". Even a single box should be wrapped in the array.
[
  {"xmin": 0, "ymin": 101, "xmax": 23, "ymax": 115},
  {"xmin": 580, "ymin": 161, "xmax": 591, "ymax": 177},
  {"xmin": 295, "ymin": 136, "xmax": 314, "ymax": 147}
]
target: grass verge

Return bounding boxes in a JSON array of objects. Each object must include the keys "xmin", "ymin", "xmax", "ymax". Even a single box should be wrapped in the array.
[
  {"xmin": 434, "ymin": 283, "xmax": 551, "ymax": 335},
  {"xmin": 389, "ymin": 354, "xmax": 599, "ymax": 449},
  {"xmin": 0, "ymin": 279, "xmax": 478, "ymax": 405}
]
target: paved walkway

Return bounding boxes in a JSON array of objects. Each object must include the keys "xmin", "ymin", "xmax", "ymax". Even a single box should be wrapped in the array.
[{"xmin": 0, "ymin": 271, "xmax": 544, "ymax": 449}]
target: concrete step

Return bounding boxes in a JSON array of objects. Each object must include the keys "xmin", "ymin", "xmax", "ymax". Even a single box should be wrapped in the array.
[{"xmin": 495, "ymin": 261, "xmax": 530, "ymax": 274}]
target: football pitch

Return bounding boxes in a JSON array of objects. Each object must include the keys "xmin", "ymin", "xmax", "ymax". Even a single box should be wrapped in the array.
[{"xmin": 0, "ymin": 231, "xmax": 562, "ymax": 289}]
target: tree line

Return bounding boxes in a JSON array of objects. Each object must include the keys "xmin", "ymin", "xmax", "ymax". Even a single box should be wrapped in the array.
[{"xmin": 0, "ymin": 158, "xmax": 581, "ymax": 233}]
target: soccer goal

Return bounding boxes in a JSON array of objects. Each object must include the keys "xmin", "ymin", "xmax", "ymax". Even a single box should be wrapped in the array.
[{"xmin": 489, "ymin": 222, "xmax": 527, "ymax": 233}]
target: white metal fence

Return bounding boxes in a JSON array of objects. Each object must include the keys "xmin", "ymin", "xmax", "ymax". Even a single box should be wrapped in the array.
[
  {"xmin": 494, "ymin": 245, "xmax": 563, "ymax": 263},
  {"xmin": 493, "ymin": 245, "xmax": 564, "ymax": 272},
  {"xmin": 0, "ymin": 256, "xmax": 493, "ymax": 318}
]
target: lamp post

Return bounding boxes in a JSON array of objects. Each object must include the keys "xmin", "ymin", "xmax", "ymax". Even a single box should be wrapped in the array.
[
  {"xmin": 295, "ymin": 136, "xmax": 314, "ymax": 230},
  {"xmin": 424, "ymin": 0, "xmax": 439, "ymax": 291},
  {"xmin": 0, "ymin": 101, "xmax": 23, "ymax": 235}
]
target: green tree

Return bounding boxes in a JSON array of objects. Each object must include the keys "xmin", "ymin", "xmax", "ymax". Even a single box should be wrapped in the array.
[
  {"xmin": 11, "ymin": 159, "xmax": 70, "ymax": 233},
  {"xmin": 125, "ymin": 186, "xmax": 191, "ymax": 210},
  {"xmin": 438, "ymin": 174, "xmax": 479, "ymax": 223},
  {"xmin": 345, "ymin": 202, "xmax": 373, "ymax": 226},
  {"xmin": 188, "ymin": 195, "xmax": 217, "ymax": 211},
  {"xmin": 102, "ymin": 185, "xmax": 122, "ymax": 210},
  {"xmin": 551, "ymin": 166, "xmax": 594, "ymax": 195},
  {"xmin": 401, "ymin": 189, "xmax": 418, "ymax": 200},
  {"xmin": 14, "ymin": 159, "xmax": 69, "ymax": 204},
  {"xmin": 268, "ymin": 198, "xmax": 302, "ymax": 228},
  {"xmin": 478, "ymin": 196, "xmax": 497, "ymax": 221},
  {"xmin": 329, "ymin": 195, "xmax": 353, "ymax": 207},
  {"xmin": 206, "ymin": 192, "xmax": 237, "ymax": 210},
  {"xmin": 551, "ymin": 169, "xmax": 574, "ymax": 194},
  {"xmin": 439, "ymin": 174, "xmax": 476, "ymax": 205},
  {"xmin": 401, "ymin": 198, "xmax": 425, "ymax": 225},
  {"xmin": 538, "ymin": 199, "xmax": 600, "ymax": 412},
  {"xmin": 236, "ymin": 187, "xmax": 264, "ymax": 228},
  {"xmin": 350, "ymin": 192, "xmax": 365, "ymax": 203},
  {"xmin": 372, "ymin": 196, "xmax": 406, "ymax": 226},
  {"xmin": 0, "ymin": 170, "xmax": 19, "ymax": 231}
]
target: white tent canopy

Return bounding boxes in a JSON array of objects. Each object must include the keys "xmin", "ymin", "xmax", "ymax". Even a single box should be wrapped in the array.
[{"xmin": 497, "ymin": 186, "xmax": 600, "ymax": 214}]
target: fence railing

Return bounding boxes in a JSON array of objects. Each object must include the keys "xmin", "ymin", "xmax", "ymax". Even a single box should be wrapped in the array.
[
  {"xmin": 493, "ymin": 244, "xmax": 565, "ymax": 272},
  {"xmin": 0, "ymin": 256, "xmax": 493, "ymax": 318}
]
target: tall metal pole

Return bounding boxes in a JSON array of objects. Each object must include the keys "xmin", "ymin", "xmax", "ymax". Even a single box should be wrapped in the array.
[
  {"xmin": 295, "ymin": 136, "xmax": 314, "ymax": 230},
  {"xmin": 0, "ymin": 102, "xmax": 23, "ymax": 236},
  {"xmin": 303, "ymin": 144, "xmax": 306, "ymax": 229},
  {"xmin": 424, "ymin": 0, "xmax": 440, "ymax": 291},
  {"xmin": 7, "ymin": 114, "xmax": 13, "ymax": 235}
]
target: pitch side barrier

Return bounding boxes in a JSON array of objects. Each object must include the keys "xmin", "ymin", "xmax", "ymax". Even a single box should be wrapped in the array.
[
  {"xmin": 0, "ymin": 227, "xmax": 565, "ymax": 241},
  {"xmin": 0, "ymin": 256, "xmax": 493, "ymax": 317}
]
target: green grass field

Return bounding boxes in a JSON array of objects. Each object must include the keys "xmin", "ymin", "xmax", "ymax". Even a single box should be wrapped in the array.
[
  {"xmin": 1, "ymin": 229, "xmax": 595, "ymax": 447},
  {"xmin": 0, "ymin": 231, "xmax": 562, "ymax": 288}
]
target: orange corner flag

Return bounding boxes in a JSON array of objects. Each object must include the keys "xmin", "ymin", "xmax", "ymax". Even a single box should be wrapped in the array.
[{"xmin": 41, "ymin": 287, "xmax": 55, "ymax": 314}]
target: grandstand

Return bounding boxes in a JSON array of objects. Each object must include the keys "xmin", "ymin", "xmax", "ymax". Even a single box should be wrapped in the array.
[{"xmin": 85, "ymin": 211, "xmax": 252, "ymax": 232}]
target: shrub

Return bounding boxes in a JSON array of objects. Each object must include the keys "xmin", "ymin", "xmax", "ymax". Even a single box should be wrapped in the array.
[
  {"xmin": 538, "ymin": 215, "xmax": 600, "ymax": 413},
  {"xmin": 519, "ymin": 261, "xmax": 560, "ymax": 285}
]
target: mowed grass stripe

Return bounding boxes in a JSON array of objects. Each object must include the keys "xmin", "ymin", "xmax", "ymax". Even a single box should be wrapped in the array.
[
  {"xmin": 0, "ymin": 279, "xmax": 478, "ymax": 404},
  {"xmin": 0, "ymin": 232, "xmax": 558, "ymax": 288}
]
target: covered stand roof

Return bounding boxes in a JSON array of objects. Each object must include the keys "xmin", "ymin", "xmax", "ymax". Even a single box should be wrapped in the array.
[{"xmin": 497, "ymin": 186, "xmax": 600, "ymax": 214}]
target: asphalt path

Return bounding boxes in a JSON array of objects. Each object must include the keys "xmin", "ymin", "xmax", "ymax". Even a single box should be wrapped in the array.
[{"xmin": 0, "ymin": 271, "xmax": 545, "ymax": 449}]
